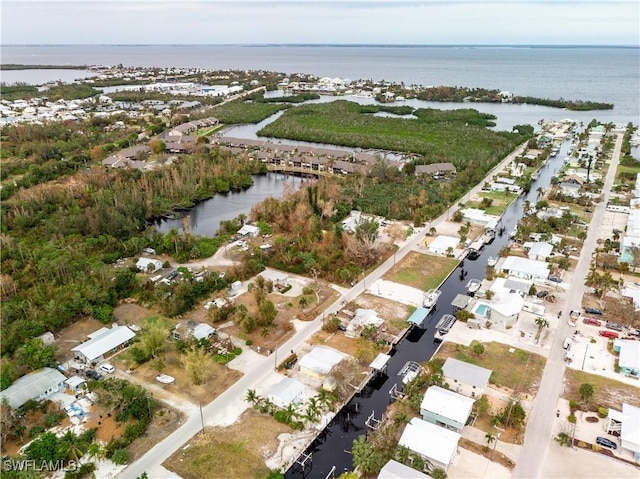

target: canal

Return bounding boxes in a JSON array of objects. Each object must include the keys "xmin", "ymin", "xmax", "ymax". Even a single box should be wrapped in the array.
[{"xmin": 285, "ymin": 136, "xmax": 575, "ymax": 478}]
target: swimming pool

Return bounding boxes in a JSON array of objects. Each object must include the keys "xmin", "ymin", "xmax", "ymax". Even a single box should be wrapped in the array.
[{"xmin": 474, "ymin": 303, "xmax": 490, "ymax": 318}]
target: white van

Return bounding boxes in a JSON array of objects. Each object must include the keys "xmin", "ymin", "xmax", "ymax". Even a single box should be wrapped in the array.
[{"xmin": 563, "ymin": 337, "xmax": 572, "ymax": 350}]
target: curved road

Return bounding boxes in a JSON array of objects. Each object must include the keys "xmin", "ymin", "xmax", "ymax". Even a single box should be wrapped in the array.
[
  {"xmin": 120, "ymin": 142, "xmax": 528, "ymax": 478},
  {"xmin": 513, "ymin": 130, "xmax": 623, "ymax": 478}
]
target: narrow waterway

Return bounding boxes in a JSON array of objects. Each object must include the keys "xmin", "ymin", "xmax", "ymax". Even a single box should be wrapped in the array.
[{"xmin": 284, "ymin": 138, "xmax": 574, "ymax": 478}]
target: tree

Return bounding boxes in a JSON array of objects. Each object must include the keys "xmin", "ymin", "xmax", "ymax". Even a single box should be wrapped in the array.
[
  {"xmin": 16, "ymin": 338, "xmax": 57, "ymax": 371},
  {"xmin": 245, "ymin": 389, "xmax": 259, "ymax": 406},
  {"xmin": 24, "ymin": 431, "xmax": 65, "ymax": 463},
  {"xmin": 579, "ymin": 383, "xmax": 594, "ymax": 402},
  {"xmin": 485, "ymin": 432, "xmax": 496, "ymax": 447},
  {"xmin": 535, "ymin": 317, "xmax": 549, "ymax": 342},
  {"xmin": 58, "ymin": 430, "xmax": 88, "ymax": 462},
  {"xmin": 352, "ymin": 435, "xmax": 384, "ymax": 475},
  {"xmin": 180, "ymin": 346, "xmax": 215, "ymax": 385},
  {"xmin": 472, "ymin": 342, "xmax": 485, "ymax": 356},
  {"xmin": 140, "ymin": 323, "xmax": 169, "ymax": 359},
  {"xmin": 432, "ymin": 468, "xmax": 448, "ymax": 479},
  {"xmin": 298, "ymin": 296, "xmax": 308, "ymax": 310}
]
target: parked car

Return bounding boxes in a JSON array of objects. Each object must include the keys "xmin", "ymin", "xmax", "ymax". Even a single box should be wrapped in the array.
[
  {"xmin": 536, "ymin": 290, "xmax": 549, "ymax": 298},
  {"xmin": 99, "ymin": 363, "xmax": 115, "ymax": 374},
  {"xmin": 548, "ymin": 276, "xmax": 562, "ymax": 283},
  {"xmin": 596, "ymin": 436, "xmax": 617, "ymax": 449},
  {"xmin": 606, "ymin": 321, "xmax": 624, "ymax": 332},
  {"xmin": 85, "ymin": 369, "xmax": 103, "ymax": 381},
  {"xmin": 582, "ymin": 317, "xmax": 602, "ymax": 327},
  {"xmin": 584, "ymin": 307, "xmax": 603, "ymax": 315},
  {"xmin": 599, "ymin": 330, "xmax": 619, "ymax": 339}
]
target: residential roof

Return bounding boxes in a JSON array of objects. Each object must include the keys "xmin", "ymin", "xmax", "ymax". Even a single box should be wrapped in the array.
[
  {"xmin": 617, "ymin": 340, "xmax": 640, "ymax": 370},
  {"xmin": 415, "ymin": 162, "xmax": 457, "ymax": 175},
  {"xmin": 501, "ymin": 256, "xmax": 550, "ymax": 279},
  {"xmin": 267, "ymin": 377, "xmax": 306, "ymax": 409},
  {"xmin": 65, "ymin": 375, "xmax": 87, "ymax": 389},
  {"xmin": 1, "ymin": 368, "xmax": 67, "ymax": 409},
  {"xmin": 428, "ymin": 235, "xmax": 459, "ymax": 252},
  {"xmin": 191, "ymin": 323, "xmax": 216, "ymax": 340},
  {"xmin": 491, "ymin": 277, "xmax": 533, "ymax": 296},
  {"xmin": 71, "ymin": 326, "xmax": 136, "ymax": 363},
  {"xmin": 370, "ymin": 353, "xmax": 391, "ymax": 371},
  {"xmin": 526, "ymin": 241, "xmax": 554, "ymax": 259},
  {"xmin": 398, "ymin": 417, "xmax": 461, "ymax": 467},
  {"xmin": 378, "ymin": 459, "xmax": 430, "ymax": 479},
  {"xmin": 621, "ymin": 404, "xmax": 640, "ymax": 453},
  {"xmin": 237, "ymin": 224, "xmax": 260, "ymax": 236},
  {"xmin": 442, "ymin": 358, "xmax": 492, "ymax": 389},
  {"xmin": 420, "ymin": 386, "xmax": 475, "ymax": 424},
  {"xmin": 259, "ymin": 269, "xmax": 289, "ymax": 284},
  {"xmin": 299, "ymin": 346, "xmax": 345, "ymax": 375},
  {"xmin": 489, "ymin": 293, "xmax": 525, "ymax": 317}
]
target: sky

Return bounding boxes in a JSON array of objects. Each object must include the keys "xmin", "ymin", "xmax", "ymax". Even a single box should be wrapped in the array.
[{"xmin": 1, "ymin": 0, "xmax": 638, "ymax": 46}]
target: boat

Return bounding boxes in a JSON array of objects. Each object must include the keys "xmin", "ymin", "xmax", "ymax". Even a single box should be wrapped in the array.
[
  {"xmin": 509, "ymin": 226, "xmax": 518, "ymax": 239},
  {"xmin": 487, "ymin": 256, "xmax": 498, "ymax": 267},
  {"xmin": 531, "ymin": 172, "xmax": 539, "ymax": 181},
  {"xmin": 422, "ymin": 289, "xmax": 441, "ymax": 311},
  {"xmin": 465, "ymin": 279, "xmax": 482, "ymax": 295},
  {"xmin": 434, "ymin": 314, "xmax": 457, "ymax": 341},
  {"xmin": 156, "ymin": 374, "xmax": 175, "ymax": 384},
  {"xmin": 398, "ymin": 361, "xmax": 422, "ymax": 385},
  {"xmin": 568, "ymin": 310, "xmax": 580, "ymax": 327}
]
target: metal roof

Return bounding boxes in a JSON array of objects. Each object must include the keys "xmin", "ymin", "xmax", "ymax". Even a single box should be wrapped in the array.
[
  {"xmin": 71, "ymin": 326, "xmax": 136, "ymax": 362},
  {"xmin": 442, "ymin": 357, "xmax": 492, "ymax": 389},
  {"xmin": 1, "ymin": 368, "xmax": 67, "ymax": 409}
]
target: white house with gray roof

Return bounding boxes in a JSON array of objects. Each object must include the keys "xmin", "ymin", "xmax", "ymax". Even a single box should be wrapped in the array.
[
  {"xmin": 1, "ymin": 368, "xmax": 67, "ymax": 409},
  {"xmin": 71, "ymin": 325, "xmax": 136, "ymax": 365},
  {"xmin": 442, "ymin": 358, "xmax": 492, "ymax": 398}
]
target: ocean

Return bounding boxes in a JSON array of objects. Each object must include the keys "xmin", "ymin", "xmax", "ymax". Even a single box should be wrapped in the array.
[{"xmin": 2, "ymin": 45, "xmax": 639, "ymax": 122}]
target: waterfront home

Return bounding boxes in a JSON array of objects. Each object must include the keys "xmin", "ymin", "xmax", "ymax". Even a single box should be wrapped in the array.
[
  {"xmin": 237, "ymin": 224, "xmax": 260, "ymax": 237},
  {"xmin": 442, "ymin": 358, "xmax": 492, "ymax": 399},
  {"xmin": 420, "ymin": 386, "xmax": 474, "ymax": 433},
  {"xmin": 414, "ymin": 162, "xmax": 457, "ymax": 180},
  {"xmin": 605, "ymin": 404, "xmax": 640, "ymax": 461},
  {"xmin": 501, "ymin": 256, "xmax": 550, "ymax": 282},
  {"xmin": 460, "ymin": 208, "xmax": 501, "ymax": 228},
  {"xmin": 559, "ymin": 175, "xmax": 584, "ymax": 197},
  {"xmin": 267, "ymin": 377, "xmax": 307, "ymax": 409},
  {"xmin": 298, "ymin": 346, "xmax": 346, "ymax": 379},
  {"xmin": 71, "ymin": 325, "xmax": 136, "ymax": 365},
  {"xmin": 490, "ymin": 276, "xmax": 533, "ymax": 298},
  {"xmin": 1, "ymin": 368, "xmax": 67, "ymax": 409},
  {"xmin": 398, "ymin": 417, "xmax": 461, "ymax": 472},
  {"xmin": 427, "ymin": 235, "xmax": 459, "ymax": 255}
]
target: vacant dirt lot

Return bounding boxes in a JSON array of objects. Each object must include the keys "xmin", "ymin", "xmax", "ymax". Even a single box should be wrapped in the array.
[
  {"xmin": 384, "ymin": 250, "xmax": 459, "ymax": 291},
  {"xmin": 164, "ymin": 408, "xmax": 290, "ymax": 479}
]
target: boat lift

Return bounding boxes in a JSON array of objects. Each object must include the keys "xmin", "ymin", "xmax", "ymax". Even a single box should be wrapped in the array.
[{"xmin": 365, "ymin": 410, "xmax": 383, "ymax": 430}]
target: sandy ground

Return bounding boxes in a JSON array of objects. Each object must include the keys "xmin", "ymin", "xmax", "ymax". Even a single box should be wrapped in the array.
[
  {"xmin": 448, "ymin": 447, "xmax": 512, "ymax": 479},
  {"xmin": 365, "ymin": 278, "xmax": 427, "ymax": 308}
]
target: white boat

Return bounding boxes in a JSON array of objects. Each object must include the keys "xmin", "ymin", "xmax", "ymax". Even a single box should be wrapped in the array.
[
  {"xmin": 156, "ymin": 374, "xmax": 175, "ymax": 384},
  {"xmin": 434, "ymin": 314, "xmax": 457, "ymax": 341},
  {"xmin": 531, "ymin": 172, "xmax": 539, "ymax": 181},
  {"xmin": 398, "ymin": 361, "xmax": 422, "ymax": 385},
  {"xmin": 509, "ymin": 226, "xmax": 518, "ymax": 239},
  {"xmin": 423, "ymin": 289, "xmax": 441, "ymax": 310},
  {"xmin": 465, "ymin": 279, "xmax": 482, "ymax": 295},
  {"xmin": 487, "ymin": 256, "xmax": 498, "ymax": 267}
]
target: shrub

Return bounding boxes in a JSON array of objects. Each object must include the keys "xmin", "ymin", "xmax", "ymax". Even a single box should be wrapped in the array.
[
  {"xmin": 64, "ymin": 462, "xmax": 96, "ymax": 479},
  {"xmin": 597, "ymin": 407, "xmax": 608, "ymax": 418},
  {"xmin": 29, "ymin": 425, "xmax": 44, "ymax": 438},
  {"xmin": 245, "ymin": 339, "xmax": 253, "ymax": 346},
  {"xmin": 569, "ymin": 400, "xmax": 578, "ymax": 410},
  {"xmin": 44, "ymin": 412, "xmax": 64, "ymax": 428},
  {"xmin": 233, "ymin": 347, "xmax": 242, "ymax": 355},
  {"xmin": 23, "ymin": 399, "xmax": 38, "ymax": 412},
  {"xmin": 555, "ymin": 432, "xmax": 571, "ymax": 447},
  {"xmin": 568, "ymin": 414, "xmax": 577, "ymax": 423},
  {"xmin": 111, "ymin": 448, "xmax": 130, "ymax": 465},
  {"xmin": 322, "ymin": 315, "xmax": 342, "ymax": 333},
  {"xmin": 302, "ymin": 286, "xmax": 313, "ymax": 295}
]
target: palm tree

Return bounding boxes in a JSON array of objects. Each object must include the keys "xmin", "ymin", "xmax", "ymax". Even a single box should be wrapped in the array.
[
  {"xmin": 58, "ymin": 430, "xmax": 88, "ymax": 462},
  {"xmin": 298, "ymin": 296, "xmax": 308, "ymax": 310},
  {"xmin": 281, "ymin": 403, "xmax": 299, "ymax": 423},
  {"xmin": 485, "ymin": 432, "xmax": 496, "ymax": 447},
  {"xmin": 536, "ymin": 187, "xmax": 544, "ymax": 200},
  {"xmin": 396, "ymin": 444, "xmax": 410, "ymax": 465},
  {"xmin": 304, "ymin": 397, "xmax": 321, "ymax": 423},
  {"xmin": 245, "ymin": 389, "xmax": 259, "ymax": 406},
  {"xmin": 87, "ymin": 442, "xmax": 106, "ymax": 463}
]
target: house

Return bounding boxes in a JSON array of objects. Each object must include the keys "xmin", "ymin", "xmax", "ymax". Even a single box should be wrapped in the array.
[
  {"xmin": 490, "ymin": 277, "xmax": 533, "ymax": 297},
  {"xmin": 65, "ymin": 375, "xmax": 87, "ymax": 394},
  {"xmin": 427, "ymin": 235, "xmax": 459, "ymax": 255},
  {"xmin": 415, "ymin": 162, "xmax": 457, "ymax": 179},
  {"xmin": 237, "ymin": 224, "xmax": 260, "ymax": 237},
  {"xmin": 460, "ymin": 208, "xmax": 501, "ymax": 227},
  {"xmin": 474, "ymin": 292, "xmax": 524, "ymax": 327},
  {"xmin": 398, "ymin": 417, "xmax": 461, "ymax": 471},
  {"xmin": 341, "ymin": 210, "xmax": 363, "ymax": 234},
  {"xmin": 420, "ymin": 386, "xmax": 475, "ymax": 433},
  {"xmin": 267, "ymin": 377, "xmax": 307, "ymax": 409},
  {"xmin": 606, "ymin": 403, "xmax": 640, "ymax": 461},
  {"xmin": 1, "ymin": 368, "xmax": 67, "ymax": 409},
  {"xmin": 173, "ymin": 321, "xmax": 216, "ymax": 341},
  {"xmin": 442, "ymin": 358, "xmax": 492, "ymax": 398},
  {"xmin": 298, "ymin": 346, "xmax": 346, "ymax": 379},
  {"xmin": 378, "ymin": 460, "xmax": 430, "ymax": 479},
  {"xmin": 136, "ymin": 257, "xmax": 163, "ymax": 273},
  {"xmin": 501, "ymin": 256, "xmax": 550, "ymax": 281},
  {"xmin": 524, "ymin": 241, "xmax": 554, "ymax": 261},
  {"xmin": 71, "ymin": 325, "xmax": 136, "ymax": 365},
  {"xmin": 613, "ymin": 340, "xmax": 640, "ymax": 378},
  {"xmin": 559, "ymin": 175, "xmax": 584, "ymax": 197},
  {"xmin": 259, "ymin": 269, "xmax": 289, "ymax": 290}
]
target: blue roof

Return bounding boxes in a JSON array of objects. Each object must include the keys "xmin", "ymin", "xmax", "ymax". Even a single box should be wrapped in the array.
[{"xmin": 407, "ymin": 307, "xmax": 430, "ymax": 327}]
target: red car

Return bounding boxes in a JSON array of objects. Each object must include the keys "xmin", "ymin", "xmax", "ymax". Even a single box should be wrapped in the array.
[
  {"xmin": 599, "ymin": 330, "xmax": 619, "ymax": 339},
  {"xmin": 583, "ymin": 317, "xmax": 602, "ymax": 327}
]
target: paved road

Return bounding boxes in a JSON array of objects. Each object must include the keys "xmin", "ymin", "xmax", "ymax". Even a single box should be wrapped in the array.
[
  {"xmin": 120, "ymin": 142, "xmax": 528, "ymax": 479},
  {"xmin": 512, "ymin": 130, "xmax": 623, "ymax": 479}
]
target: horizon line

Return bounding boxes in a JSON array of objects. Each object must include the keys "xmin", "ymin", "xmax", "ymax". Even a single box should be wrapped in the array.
[{"xmin": 3, "ymin": 43, "xmax": 638, "ymax": 48}]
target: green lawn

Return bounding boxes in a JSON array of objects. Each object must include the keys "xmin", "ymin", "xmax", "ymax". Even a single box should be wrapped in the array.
[
  {"xmin": 196, "ymin": 124, "xmax": 225, "ymax": 136},
  {"xmin": 471, "ymin": 191, "xmax": 518, "ymax": 215},
  {"xmin": 385, "ymin": 251, "xmax": 459, "ymax": 291},
  {"xmin": 437, "ymin": 341, "xmax": 546, "ymax": 396}
]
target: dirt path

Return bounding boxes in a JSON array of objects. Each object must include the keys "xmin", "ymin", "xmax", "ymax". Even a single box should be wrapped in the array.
[{"xmin": 183, "ymin": 242, "xmax": 239, "ymax": 269}]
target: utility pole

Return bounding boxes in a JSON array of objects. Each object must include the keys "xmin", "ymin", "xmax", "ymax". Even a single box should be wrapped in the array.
[{"xmin": 199, "ymin": 401, "xmax": 204, "ymax": 434}]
